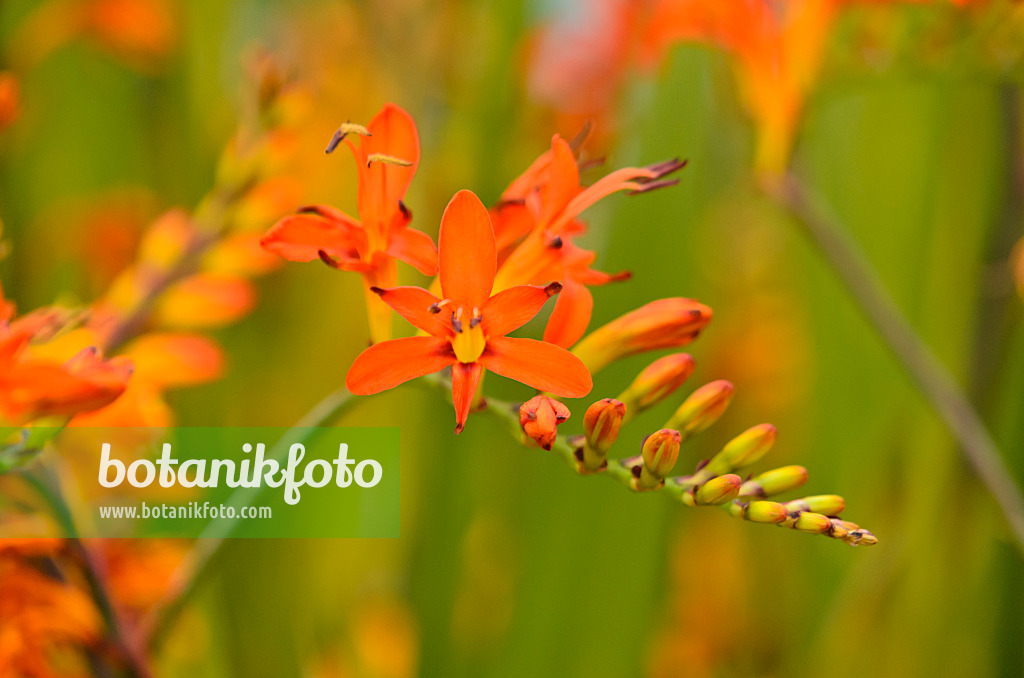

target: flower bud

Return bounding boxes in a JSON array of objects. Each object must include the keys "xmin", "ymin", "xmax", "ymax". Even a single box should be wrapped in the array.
[
  {"xmin": 739, "ymin": 465, "xmax": 808, "ymax": 499},
  {"xmin": 583, "ymin": 399, "xmax": 625, "ymax": 452},
  {"xmin": 519, "ymin": 396, "xmax": 570, "ymax": 451},
  {"xmin": 638, "ymin": 429, "xmax": 681, "ymax": 489},
  {"xmin": 617, "ymin": 353, "xmax": 695, "ymax": 423},
  {"xmin": 572, "ymin": 298, "xmax": 712, "ymax": 374},
  {"xmin": 664, "ymin": 380, "xmax": 733, "ymax": 438},
  {"xmin": 580, "ymin": 398, "xmax": 625, "ymax": 470},
  {"xmin": 844, "ymin": 529, "xmax": 878, "ymax": 546},
  {"xmin": 785, "ymin": 494, "xmax": 845, "ymax": 516},
  {"xmin": 743, "ymin": 501, "xmax": 789, "ymax": 524},
  {"xmin": 694, "ymin": 474, "xmax": 742, "ymax": 506},
  {"xmin": 705, "ymin": 423, "xmax": 777, "ymax": 475},
  {"xmin": 791, "ymin": 512, "xmax": 832, "ymax": 534}
]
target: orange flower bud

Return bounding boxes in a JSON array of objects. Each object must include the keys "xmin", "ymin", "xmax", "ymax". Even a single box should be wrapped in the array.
[
  {"xmin": 639, "ymin": 429, "xmax": 681, "ymax": 488},
  {"xmin": 705, "ymin": 423, "xmax": 777, "ymax": 475},
  {"xmin": 739, "ymin": 465, "xmax": 808, "ymax": 499},
  {"xmin": 617, "ymin": 353, "xmax": 695, "ymax": 422},
  {"xmin": 665, "ymin": 380, "xmax": 733, "ymax": 438},
  {"xmin": 743, "ymin": 501, "xmax": 788, "ymax": 524},
  {"xmin": 583, "ymin": 398, "xmax": 625, "ymax": 457},
  {"xmin": 572, "ymin": 298, "xmax": 712, "ymax": 373},
  {"xmin": 519, "ymin": 395, "xmax": 570, "ymax": 451},
  {"xmin": 694, "ymin": 474, "xmax": 742, "ymax": 506}
]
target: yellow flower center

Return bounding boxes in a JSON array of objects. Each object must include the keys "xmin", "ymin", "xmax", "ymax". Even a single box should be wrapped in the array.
[{"xmin": 449, "ymin": 306, "xmax": 486, "ymax": 362}]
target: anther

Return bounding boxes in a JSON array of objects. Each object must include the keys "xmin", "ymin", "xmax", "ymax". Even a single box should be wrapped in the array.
[
  {"xmin": 548, "ymin": 236, "xmax": 563, "ymax": 249},
  {"xmin": 451, "ymin": 313, "xmax": 463, "ymax": 334}
]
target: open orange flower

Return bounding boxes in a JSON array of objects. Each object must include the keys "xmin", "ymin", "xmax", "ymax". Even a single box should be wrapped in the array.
[
  {"xmin": 261, "ymin": 104, "xmax": 438, "ymax": 342},
  {"xmin": 491, "ymin": 133, "xmax": 684, "ymax": 347},
  {"xmin": 346, "ymin": 190, "xmax": 592, "ymax": 433}
]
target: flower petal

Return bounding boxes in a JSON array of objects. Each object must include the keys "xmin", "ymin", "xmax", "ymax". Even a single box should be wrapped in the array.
[
  {"xmin": 439, "ymin": 190, "xmax": 496, "ymax": 308},
  {"xmin": 481, "ymin": 336, "xmax": 592, "ymax": 397},
  {"xmin": 481, "ymin": 283, "xmax": 560, "ymax": 338},
  {"xmin": 346, "ymin": 336, "xmax": 453, "ymax": 395},
  {"xmin": 260, "ymin": 212, "xmax": 363, "ymax": 262},
  {"xmin": 358, "ymin": 104, "xmax": 420, "ymax": 225},
  {"xmin": 451, "ymin": 361, "xmax": 484, "ymax": 434},
  {"xmin": 542, "ymin": 279, "xmax": 592, "ymax": 348},
  {"xmin": 371, "ymin": 286, "xmax": 449, "ymax": 337},
  {"xmin": 386, "ymin": 226, "xmax": 439, "ymax": 276}
]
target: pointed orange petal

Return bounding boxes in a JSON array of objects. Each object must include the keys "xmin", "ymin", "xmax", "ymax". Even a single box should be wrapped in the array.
[
  {"xmin": 386, "ymin": 226, "xmax": 438, "ymax": 276},
  {"xmin": 154, "ymin": 274, "xmax": 255, "ymax": 328},
  {"xmin": 543, "ymin": 279, "xmax": 593, "ymax": 348},
  {"xmin": 439, "ymin": 190, "xmax": 496, "ymax": 308},
  {"xmin": 359, "ymin": 104, "xmax": 420, "ymax": 222},
  {"xmin": 451, "ymin": 361, "xmax": 484, "ymax": 434},
  {"xmin": 371, "ymin": 286, "xmax": 449, "ymax": 337},
  {"xmin": 481, "ymin": 283, "xmax": 560, "ymax": 338},
  {"xmin": 261, "ymin": 212, "xmax": 363, "ymax": 262},
  {"xmin": 481, "ymin": 336, "xmax": 592, "ymax": 397},
  {"xmin": 122, "ymin": 333, "xmax": 223, "ymax": 388},
  {"xmin": 346, "ymin": 336, "xmax": 453, "ymax": 395},
  {"xmin": 538, "ymin": 136, "xmax": 581, "ymax": 225}
]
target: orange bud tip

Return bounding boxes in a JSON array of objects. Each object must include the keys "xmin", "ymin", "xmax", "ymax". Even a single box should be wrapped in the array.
[
  {"xmin": 609, "ymin": 271, "xmax": 631, "ymax": 282},
  {"xmin": 544, "ymin": 282, "xmax": 563, "ymax": 297}
]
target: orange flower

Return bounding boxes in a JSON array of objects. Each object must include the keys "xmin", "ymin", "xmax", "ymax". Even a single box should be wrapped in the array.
[
  {"xmin": 71, "ymin": 332, "xmax": 222, "ymax": 427},
  {"xmin": 346, "ymin": 190, "xmax": 593, "ymax": 433},
  {"xmin": 261, "ymin": 104, "xmax": 438, "ymax": 342},
  {"xmin": 0, "ymin": 286, "xmax": 132, "ymax": 425},
  {"xmin": 0, "ymin": 72, "xmax": 20, "ymax": 131},
  {"xmin": 491, "ymin": 134, "xmax": 685, "ymax": 346},
  {"xmin": 0, "ymin": 548, "xmax": 100, "ymax": 678}
]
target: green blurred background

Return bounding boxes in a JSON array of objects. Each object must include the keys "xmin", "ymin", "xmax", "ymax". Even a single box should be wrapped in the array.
[{"xmin": 2, "ymin": 0, "xmax": 1023, "ymax": 676}]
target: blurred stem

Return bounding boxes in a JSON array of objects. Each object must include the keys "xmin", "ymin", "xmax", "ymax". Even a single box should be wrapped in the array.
[
  {"xmin": 764, "ymin": 173, "xmax": 1024, "ymax": 555},
  {"xmin": 23, "ymin": 469, "xmax": 154, "ymax": 678},
  {"xmin": 142, "ymin": 386, "xmax": 357, "ymax": 652}
]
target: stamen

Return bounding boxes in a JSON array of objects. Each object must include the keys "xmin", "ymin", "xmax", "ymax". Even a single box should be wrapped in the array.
[
  {"xmin": 318, "ymin": 250, "xmax": 342, "ymax": 269},
  {"xmin": 366, "ymin": 153, "xmax": 413, "ymax": 168},
  {"xmin": 548, "ymin": 236, "xmax": 563, "ymax": 249},
  {"xmin": 543, "ymin": 282, "xmax": 563, "ymax": 297},
  {"xmin": 398, "ymin": 200, "xmax": 411, "ymax": 220},
  {"xmin": 450, "ymin": 313, "xmax": 463, "ymax": 334},
  {"xmin": 325, "ymin": 121, "xmax": 372, "ymax": 154},
  {"xmin": 469, "ymin": 308, "xmax": 482, "ymax": 329}
]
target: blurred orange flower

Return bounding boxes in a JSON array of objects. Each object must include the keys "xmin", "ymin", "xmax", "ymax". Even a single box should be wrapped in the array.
[
  {"xmin": 346, "ymin": 190, "xmax": 592, "ymax": 433},
  {"xmin": 0, "ymin": 72, "xmax": 20, "ymax": 131},
  {"xmin": 491, "ymin": 133, "xmax": 685, "ymax": 346},
  {"xmin": 0, "ymin": 286, "xmax": 132, "ymax": 426},
  {"xmin": 0, "ymin": 542, "xmax": 100, "ymax": 678},
  {"xmin": 262, "ymin": 104, "xmax": 439, "ymax": 343}
]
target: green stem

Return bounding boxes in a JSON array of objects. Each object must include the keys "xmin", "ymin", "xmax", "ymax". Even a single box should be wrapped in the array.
[
  {"xmin": 764, "ymin": 173, "xmax": 1024, "ymax": 556},
  {"xmin": 142, "ymin": 386, "xmax": 357, "ymax": 651}
]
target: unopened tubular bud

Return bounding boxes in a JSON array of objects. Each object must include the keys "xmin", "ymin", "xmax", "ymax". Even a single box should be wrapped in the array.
[
  {"xmin": 705, "ymin": 423, "xmax": 777, "ymax": 475},
  {"xmin": 638, "ymin": 429, "xmax": 681, "ymax": 489},
  {"xmin": 519, "ymin": 396, "xmax": 570, "ymax": 451},
  {"xmin": 617, "ymin": 353, "xmax": 695, "ymax": 423},
  {"xmin": 743, "ymin": 501, "xmax": 789, "ymax": 524},
  {"xmin": 694, "ymin": 474, "xmax": 742, "ymax": 506},
  {"xmin": 786, "ymin": 494, "xmax": 845, "ymax": 516},
  {"xmin": 581, "ymin": 399, "xmax": 625, "ymax": 470},
  {"xmin": 792, "ymin": 512, "xmax": 832, "ymax": 534},
  {"xmin": 739, "ymin": 465, "xmax": 808, "ymax": 499},
  {"xmin": 571, "ymin": 298, "xmax": 712, "ymax": 374},
  {"xmin": 665, "ymin": 380, "xmax": 734, "ymax": 439}
]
